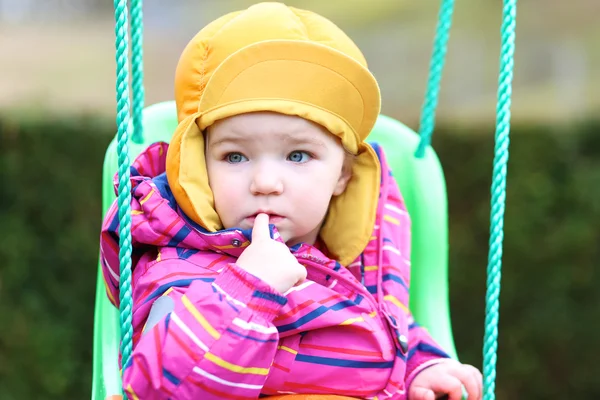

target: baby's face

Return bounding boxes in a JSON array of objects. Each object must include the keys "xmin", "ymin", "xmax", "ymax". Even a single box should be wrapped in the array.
[{"xmin": 205, "ymin": 112, "xmax": 352, "ymax": 246}]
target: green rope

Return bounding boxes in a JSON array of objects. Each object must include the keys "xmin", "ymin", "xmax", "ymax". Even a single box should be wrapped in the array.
[
  {"xmin": 483, "ymin": 1, "xmax": 517, "ymax": 399},
  {"xmin": 130, "ymin": 0, "xmax": 145, "ymax": 144},
  {"xmin": 415, "ymin": 0, "xmax": 455, "ymax": 158},
  {"xmin": 113, "ymin": 0, "xmax": 134, "ymax": 374}
]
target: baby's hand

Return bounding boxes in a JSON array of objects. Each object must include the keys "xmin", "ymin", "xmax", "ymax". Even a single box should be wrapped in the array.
[
  {"xmin": 236, "ymin": 213, "xmax": 307, "ymax": 294},
  {"xmin": 408, "ymin": 360, "xmax": 482, "ymax": 400}
]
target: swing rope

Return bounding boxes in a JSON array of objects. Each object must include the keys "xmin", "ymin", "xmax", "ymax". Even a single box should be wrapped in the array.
[
  {"xmin": 113, "ymin": 0, "xmax": 134, "ymax": 373},
  {"xmin": 112, "ymin": 0, "xmax": 146, "ymax": 377},
  {"xmin": 131, "ymin": 0, "xmax": 145, "ymax": 145},
  {"xmin": 416, "ymin": 0, "xmax": 517, "ymax": 399},
  {"xmin": 415, "ymin": 0, "xmax": 455, "ymax": 158},
  {"xmin": 483, "ymin": 1, "xmax": 517, "ymax": 399}
]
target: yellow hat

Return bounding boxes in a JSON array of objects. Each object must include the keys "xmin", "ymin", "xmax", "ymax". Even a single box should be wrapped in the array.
[{"xmin": 166, "ymin": 2, "xmax": 381, "ymax": 266}]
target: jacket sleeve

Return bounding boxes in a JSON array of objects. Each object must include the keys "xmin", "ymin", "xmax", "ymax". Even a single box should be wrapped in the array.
[
  {"xmin": 372, "ymin": 144, "xmax": 452, "ymax": 391},
  {"xmin": 403, "ymin": 314, "xmax": 451, "ymax": 390},
  {"xmin": 108, "ymin": 258, "xmax": 285, "ymax": 400}
]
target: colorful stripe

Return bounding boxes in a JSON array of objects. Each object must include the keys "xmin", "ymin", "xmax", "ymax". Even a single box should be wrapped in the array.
[{"xmin": 182, "ymin": 295, "xmax": 221, "ymax": 339}]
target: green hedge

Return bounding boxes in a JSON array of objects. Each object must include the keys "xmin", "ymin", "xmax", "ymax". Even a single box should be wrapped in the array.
[{"xmin": 0, "ymin": 115, "xmax": 598, "ymax": 399}]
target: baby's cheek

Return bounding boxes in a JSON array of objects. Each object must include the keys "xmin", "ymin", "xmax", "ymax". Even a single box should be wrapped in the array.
[
  {"xmin": 212, "ymin": 184, "xmax": 240, "ymax": 217},
  {"xmin": 306, "ymin": 193, "xmax": 335, "ymax": 221}
]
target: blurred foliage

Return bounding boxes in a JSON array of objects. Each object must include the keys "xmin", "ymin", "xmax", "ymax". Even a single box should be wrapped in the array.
[
  {"xmin": 442, "ymin": 121, "xmax": 600, "ymax": 399},
  {"xmin": 0, "ymin": 115, "xmax": 113, "ymax": 399},
  {"xmin": 0, "ymin": 115, "xmax": 599, "ymax": 399}
]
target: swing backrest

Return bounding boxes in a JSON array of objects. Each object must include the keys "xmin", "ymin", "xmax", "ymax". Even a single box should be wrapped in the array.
[{"xmin": 91, "ymin": 100, "xmax": 457, "ymax": 399}]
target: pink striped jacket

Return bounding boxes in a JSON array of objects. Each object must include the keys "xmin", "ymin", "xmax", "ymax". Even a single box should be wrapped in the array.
[{"xmin": 100, "ymin": 141, "xmax": 449, "ymax": 400}]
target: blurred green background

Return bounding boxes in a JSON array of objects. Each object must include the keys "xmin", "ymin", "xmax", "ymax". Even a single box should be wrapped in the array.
[{"xmin": 1, "ymin": 0, "xmax": 599, "ymax": 399}]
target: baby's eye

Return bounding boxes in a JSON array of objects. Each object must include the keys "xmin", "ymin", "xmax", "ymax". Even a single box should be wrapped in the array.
[
  {"xmin": 287, "ymin": 151, "xmax": 311, "ymax": 163},
  {"xmin": 225, "ymin": 152, "xmax": 248, "ymax": 163}
]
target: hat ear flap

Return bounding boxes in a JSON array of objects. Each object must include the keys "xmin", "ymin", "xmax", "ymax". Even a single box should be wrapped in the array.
[
  {"xmin": 166, "ymin": 112, "xmax": 222, "ymax": 231},
  {"xmin": 320, "ymin": 143, "xmax": 380, "ymax": 266}
]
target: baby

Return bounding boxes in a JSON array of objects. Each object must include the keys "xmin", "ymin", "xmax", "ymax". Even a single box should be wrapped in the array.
[{"xmin": 100, "ymin": 3, "xmax": 482, "ymax": 399}]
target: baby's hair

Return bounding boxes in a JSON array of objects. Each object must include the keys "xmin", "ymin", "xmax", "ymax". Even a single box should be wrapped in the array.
[{"xmin": 342, "ymin": 150, "xmax": 356, "ymax": 176}]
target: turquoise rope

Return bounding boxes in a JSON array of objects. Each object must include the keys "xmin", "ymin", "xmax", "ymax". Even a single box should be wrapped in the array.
[
  {"xmin": 483, "ymin": 1, "xmax": 517, "ymax": 399},
  {"xmin": 113, "ymin": 0, "xmax": 134, "ymax": 374},
  {"xmin": 415, "ymin": 0, "xmax": 455, "ymax": 158},
  {"xmin": 130, "ymin": 0, "xmax": 145, "ymax": 144}
]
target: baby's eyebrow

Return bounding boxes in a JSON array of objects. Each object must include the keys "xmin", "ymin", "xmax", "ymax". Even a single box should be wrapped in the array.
[
  {"xmin": 282, "ymin": 133, "xmax": 326, "ymax": 147},
  {"xmin": 210, "ymin": 132, "xmax": 326, "ymax": 148},
  {"xmin": 209, "ymin": 136, "xmax": 245, "ymax": 147}
]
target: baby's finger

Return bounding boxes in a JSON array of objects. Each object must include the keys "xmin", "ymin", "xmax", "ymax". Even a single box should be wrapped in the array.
[
  {"xmin": 462, "ymin": 373, "xmax": 480, "ymax": 400},
  {"xmin": 466, "ymin": 365, "xmax": 483, "ymax": 400},
  {"xmin": 433, "ymin": 374, "xmax": 463, "ymax": 400},
  {"xmin": 251, "ymin": 213, "xmax": 271, "ymax": 242},
  {"xmin": 449, "ymin": 365, "xmax": 480, "ymax": 400},
  {"xmin": 409, "ymin": 387, "xmax": 435, "ymax": 400}
]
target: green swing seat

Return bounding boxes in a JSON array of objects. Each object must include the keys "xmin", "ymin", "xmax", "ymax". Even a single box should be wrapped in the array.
[{"xmin": 91, "ymin": 100, "xmax": 457, "ymax": 399}]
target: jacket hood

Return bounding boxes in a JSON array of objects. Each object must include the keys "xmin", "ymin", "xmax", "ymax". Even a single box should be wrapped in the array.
[{"xmin": 103, "ymin": 142, "xmax": 287, "ymax": 261}]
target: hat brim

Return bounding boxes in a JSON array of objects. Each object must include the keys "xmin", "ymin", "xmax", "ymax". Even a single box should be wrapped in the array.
[{"xmin": 197, "ymin": 39, "xmax": 381, "ymax": 151}]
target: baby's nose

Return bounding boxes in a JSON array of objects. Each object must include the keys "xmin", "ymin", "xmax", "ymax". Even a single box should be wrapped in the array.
[{"xmin": 250, "ymin": 164, "xmax": 284, "ymax": 195}]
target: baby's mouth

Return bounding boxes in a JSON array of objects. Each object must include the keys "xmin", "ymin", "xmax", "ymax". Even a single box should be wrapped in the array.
[{"xmin": 246, "ymin": 212, "xmax": 284, "ymax": 222}]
